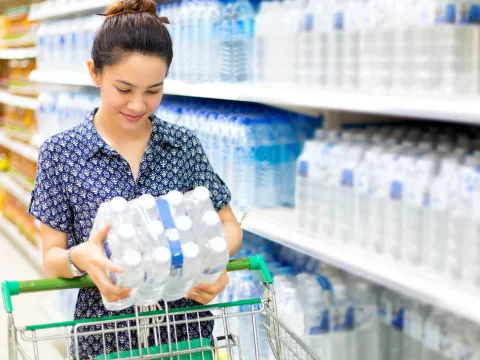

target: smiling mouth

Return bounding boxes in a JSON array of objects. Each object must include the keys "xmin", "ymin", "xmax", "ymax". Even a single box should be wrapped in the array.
[{"xmin": 121, "ymin": 112, "xmax": 145, "ymax": 120}]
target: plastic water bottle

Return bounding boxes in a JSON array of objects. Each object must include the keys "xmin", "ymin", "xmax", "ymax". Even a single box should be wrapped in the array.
[
  {"xmin": 220, "ymin": 0, "xmax": 235, "ymax": 82},
  {"xmin": 329, "ymin": 283, "xmax": 354, "ymax": 360},
  {"xmin": 422, "ymin": 309, "xmax": 456, "ymax": 360},
  {"xmin": 232, "ymin": 0, "xmax": 255, "ymax": 82},
  {"xmin": 255, "ymin": 118, "xmax": 277, "ymax": 208},
  {"xmin": 195, "ymin": 236, "xmax": 230, "ymax": 285},
  {"xmin": 379, "ymin": 291, "xmax": 405, "ymax": 360},
  {"xmin": 352, "ymin": 281, "xmax": 380, "ymax": 360},
  {"xmin": 163, "ymin": 242, "xmax": 202, "ymax": 302},
  {"xmin": 403, "ymin": 300, "xmax": 431, "ymax": 360},
  {"xmin": 198, "ymin": 211, "xmax": 224, "ymax": 245},
  {"xmin": 175, "ymin": 215, "xmax": 197, "ymax": 245},
  {"xmin": 104, "ymin": 224, "xmax": 144, "ymax": 311},
  {"xmin": 166, "ymin": 190, "xmax": 187, "ymax": 218},
  {"xmin": 295, "ymin": 139, "xmax": 317, "ymax": 232},
  {"xmin": 136, "ymin": 246, "xmax": 171, "ymax": 305}
]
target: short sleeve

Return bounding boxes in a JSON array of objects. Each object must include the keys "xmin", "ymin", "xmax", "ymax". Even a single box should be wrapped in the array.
[
  {"xmin": 28, "ymin": 142, "xmax": 74, "ymax": 233},
  {"xmin": 188, "ymin": 133, "xmax": 232, "ymax": 211}
]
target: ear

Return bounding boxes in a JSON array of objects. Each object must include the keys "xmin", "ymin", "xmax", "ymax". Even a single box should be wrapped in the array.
[{"xmin": 87, "ymin": 59, "xmax": 101, "ymax": 87}]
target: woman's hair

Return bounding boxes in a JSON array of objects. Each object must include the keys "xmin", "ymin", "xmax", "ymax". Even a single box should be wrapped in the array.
[{"xmin": 92, "ymin": 0, "xmax": 173, "ymax": 73}]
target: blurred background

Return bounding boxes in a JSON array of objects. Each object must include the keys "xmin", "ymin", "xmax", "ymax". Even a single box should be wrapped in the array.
[{"xmin": 1, "ymin": 0, "xmax": 480, "ymax": 359}]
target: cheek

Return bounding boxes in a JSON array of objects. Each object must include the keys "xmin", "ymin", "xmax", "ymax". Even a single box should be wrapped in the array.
[
  {"xmin": 101, "ymin": 87, "xmax": 127, "ymax": 110},
  {"xmin": 147, "ymin": 93, "xmax": 164, "ymax": 112}
]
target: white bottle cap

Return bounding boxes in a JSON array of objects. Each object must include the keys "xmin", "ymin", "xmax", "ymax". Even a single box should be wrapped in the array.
[
  {"xmin": 209, "ymin": 237, "xmax": 227, "ymax": 253},
  {"xmin": 175, "ymin": 216, "xmax": 193, "ymax": 231},
  {"xmin": 167, "ymin": 190, "xmax": 184, "ymax": 206},
  {"xmin": 153, "ymin": 246, "xmax": 171, "ymax": 264},
  {"xmin": 124, "ymin": 248, "xmax": 142, "ymax": 267},
  {"xmin": 202, "ymin": 211, "xmax": 220, "ymax": 227},
  {"xmin": 118, "ymin": 223, "xmax": 136, "ymax": 240},
  {"xmin": 139, "ymin": 194, "xmax": 156, "ymax": 210},
  {"xmin": 193, "ymin": 186, "xmax": 210, "ymax": 202},
  {"xmin": 147, "ymin": 220, "xmax": 165, "ymax": 237},
  {"xmin": 182, "ymin": 242, "xmax": 199, "ymax": 259},
  {"xmin": 110, "ymin": 197, "xmax": 127, "ymax": 213}
]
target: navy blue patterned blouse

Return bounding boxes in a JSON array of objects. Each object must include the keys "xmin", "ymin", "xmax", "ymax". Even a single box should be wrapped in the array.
[{"xmin": 28, "ymin": 109, "xmax": 231, "ymax": 358}]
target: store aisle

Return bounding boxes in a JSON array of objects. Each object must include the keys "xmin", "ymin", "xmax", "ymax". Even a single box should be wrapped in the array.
[{"xmin": 0, "ymin": 232, "xmax": 64, "ymax": 359}]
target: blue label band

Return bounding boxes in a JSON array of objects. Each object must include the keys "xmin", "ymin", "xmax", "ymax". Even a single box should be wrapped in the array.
[{"xmin": 156, "ymin": 199, "xmax": 183, "ymax": 278}]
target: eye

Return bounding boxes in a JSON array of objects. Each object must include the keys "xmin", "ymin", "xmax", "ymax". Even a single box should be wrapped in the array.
[
  {"xmin": 147, "ymin": 90, "xmax": 160, "ymax": 95},
  {"xmin": 117, "ymin": 88, "xmax": 131, "ymax": 94}
]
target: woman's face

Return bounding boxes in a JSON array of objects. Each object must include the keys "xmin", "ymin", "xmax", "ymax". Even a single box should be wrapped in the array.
[{"xmin": 90, "ymin": 53, "xmax": 168, "ymax": 131}]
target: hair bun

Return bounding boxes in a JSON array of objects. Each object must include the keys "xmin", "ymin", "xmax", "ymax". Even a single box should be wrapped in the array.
[{"xmin": 105, "ymin": 0, "xmax": 157, "ymax": 18}]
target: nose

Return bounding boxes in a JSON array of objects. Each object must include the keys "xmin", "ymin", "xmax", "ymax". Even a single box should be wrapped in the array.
[{"xmin": 127, "ymin": 95, "xmax": 147, "ymax": 114}]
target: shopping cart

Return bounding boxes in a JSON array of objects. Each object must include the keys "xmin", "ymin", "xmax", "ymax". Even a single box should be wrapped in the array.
[{"xmin": 2, "ymin": 255, "xmax": 321, "ymax": 360}]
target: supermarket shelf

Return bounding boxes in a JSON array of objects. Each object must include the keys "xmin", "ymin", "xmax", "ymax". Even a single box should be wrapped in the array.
[
  {"xmin": 0, "ymin": 90, "xmax": 38, "ymax": 110},
  {"xmin": 0, "ymin": 213, "xmax": 42, "ymax": 272},
  {"xmin": 241, "ymin": 207, "xmax": 480, "ymax": 324},
  {"xmin": 29, "ymin": 72, "xmax": 480, "ymax": 122},
  {"xmin": 0, "ymin": 47, "xmax": 36, "ymax": 60},
  {"xmin": 29, "ymin": 0, "xmax": 111, "ymax": 21},
  {"xmin": 0, "ymin": 131, "xmax": 39, "ymax": 162},
  {"xmin": 0, "ymin": 173, "xmax": 31, "ymax": 206},
  {"xmin": 30, "ymin": 70, "xmax": 93, "ymax": 87}
]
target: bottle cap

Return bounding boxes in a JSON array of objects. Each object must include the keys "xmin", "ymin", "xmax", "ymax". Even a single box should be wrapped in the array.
[
  {"xmin": 193, "ymin": 186, "xmax": 210, "ymax": 202},
  {"xmin": 139, "ymin": 194, "xmax": 156, "ymax": 210},
  {"xmin": 110, "ymin": 197, "xmax": 127, "ymax": 213},
  {"xmin": 153, "ymin": 246, "xmax": 171, "ymax": 263},
  {"xmin": 118, "ymin": 223, "xmax": 136, "ymax": 240},
  {"xmin": 124, "ymin": 248, "xmax": 142, "ymax": 266},
  {"xmin": 209, "ymin": 237, "xmax": 227, "ymax": 253},
  {"xmin": 202, "ymin": 211, "xmax": 220, "ymax": 226},
  {"xmin": 175, "ymin": 216, "xmax": 193, "ymax": 231},
  {"xmin": 182, "ymin": 242, "xmax": 200, "ymax": 258},
  {"xmin": 147, "ymin": 220, "xmax": 165, "ymax": 237},
  {"xmin": 167, "ymin": 190, "xmax": 184, "ymax": 206}
]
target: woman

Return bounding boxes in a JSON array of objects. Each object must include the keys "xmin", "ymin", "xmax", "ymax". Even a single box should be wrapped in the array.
[{"xmin": 28, "ymin": 0, "xmax": 243, "ymax": 357}]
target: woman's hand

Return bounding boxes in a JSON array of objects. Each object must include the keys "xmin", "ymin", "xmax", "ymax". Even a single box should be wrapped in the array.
[
  {"xmin": 186, "ymin": 270, "xmax": 229, "ymax": 305},
  {"xmin": 71, "ymin": 225, "xmax": 131, "ymax": 302}
]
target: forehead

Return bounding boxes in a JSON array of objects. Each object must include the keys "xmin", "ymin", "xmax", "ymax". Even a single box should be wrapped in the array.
[{"xmin": 103, "ymin": 52, "xmax": 168, "ymax": 85}]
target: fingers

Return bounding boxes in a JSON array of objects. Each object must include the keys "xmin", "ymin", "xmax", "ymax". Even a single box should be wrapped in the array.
[
  {"xmin": 92, "ymin": 224, "xmax": 111, "ymax": 245},
  {"xmin": 100, "ymin": 257, "xmax": 123, "ymax": 274},
  {"xmin": 186, "ymin": 292, "xmax": 212, "ymax": 305},
  {"xmin": 90, "ymin": 268, "xmax": 131, "ymax": 303}
]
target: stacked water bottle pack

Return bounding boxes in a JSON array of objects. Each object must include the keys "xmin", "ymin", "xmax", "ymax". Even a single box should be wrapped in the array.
[
  {"xmin": 296, "ymin": 123, "xmax": 480, "ymax": 290},
  {"xmin": 156, "ymin": 98, "xmax": 321, "ymax": 209},
  {"xmin": 90, "ymin": 187, "xmax": 230, "ymax": 311},
  {"xmin": 230, "ymin": 233, "xmax": 480, "ymax": 360},
  {"xmin": 35, "ymin": 15, "xmax": 104, "ymax": 73},
  {"xmin": 255, "ymin": 0, "xmax": 480, "ymax": 95},
  {"xmin": 158, "ymin": 0, "xmax": 257, "ymax": 83},
  {"xmin": 37, "ymin": 90, "xmax": 100, "ymax": 141}
]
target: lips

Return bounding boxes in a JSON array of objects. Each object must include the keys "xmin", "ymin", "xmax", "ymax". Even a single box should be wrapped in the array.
[{"xmin": 121, "ymin": 112, "xmax": 145, "ymax": 122}]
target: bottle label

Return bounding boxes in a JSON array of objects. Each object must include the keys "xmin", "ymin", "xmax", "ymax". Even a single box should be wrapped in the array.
[
  {"xmin": 331, "ymin": 305, "xmax": 354, "ymax": 331},
  {"xmin": 156, "ymin": 199, "xmax": 183, "ymax": 279},
  {"xmin": 309, "ymin": 308, "xmax": 330, "ymax": 334},
  {"xmin": 390, "ymin": 180, "xmax": 403, "ymax": 201},
  {"xmin": 297, "ymin": 160, "xmax": 309, "ymax": 178}
]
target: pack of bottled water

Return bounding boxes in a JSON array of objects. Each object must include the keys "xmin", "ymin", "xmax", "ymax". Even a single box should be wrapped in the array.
[
  {"xmin": 89, "ymin": 187, "xmax": 230, "ymax": 311},
  {"xmin": 156, "ymin": 97, "xmax": 321, "ymax": 209},
  {"xmin": 296, "ymin": 123, "xmax": 480, "ymax": 290}
]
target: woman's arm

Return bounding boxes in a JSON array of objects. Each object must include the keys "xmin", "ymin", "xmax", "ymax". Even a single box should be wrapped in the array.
[
  {"xmin": 41, "ymin": 224, "xmax": 76, "ymax": 279},
  {"xmin": 40, "ymin": 223, "xmax": 130, "ymax": 302},
  {"xmin": 218, "ymin": 205, "xmax": 243, "ymax": 257}
]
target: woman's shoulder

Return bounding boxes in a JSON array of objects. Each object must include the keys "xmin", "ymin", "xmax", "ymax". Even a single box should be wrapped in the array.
[
  {"xmin": 38, "ymin": 125, "xmax": 87, "ymax": 163},
  {"xmin": 151, "ymin": 114, "xmax": 199, "ymax": 145}
]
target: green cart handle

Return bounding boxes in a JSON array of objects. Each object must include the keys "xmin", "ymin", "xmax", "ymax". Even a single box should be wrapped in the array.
[{"xmin": 2, "ymin": 255, "xmax": 272, "ymax": 313}]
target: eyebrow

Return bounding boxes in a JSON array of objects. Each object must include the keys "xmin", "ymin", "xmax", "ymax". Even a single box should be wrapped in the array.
[{"xmin": 115, "ymin": 80, "xmax": 164, "ymax": 88}]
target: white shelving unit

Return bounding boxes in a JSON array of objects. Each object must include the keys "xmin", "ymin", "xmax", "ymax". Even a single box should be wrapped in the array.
[
  {"xmin": 0, "ymin": 130, "xmax": 39, "ymax": 162},
  {"xmin": 28, "ymin": 72, "xmax": 480, "ymax": 123},
  {"xmin": 241, "ymin": 207, "xmax": 480, "ymax": 324},
  {"xmin": 0, "ymin": 90, "xmax": 38, "ymax": 110},
  {"xmin": 28, "ymin": 0, "xmax": 112, "ymax": 21},
  {"xmin": 0, "ymin": 213, "xmax": 42, "ymax": 272},
  {"xmin": 0, "ymin": 47, "xmax": 36, "ymax": 60},
  {"xmin": 0, "ymin": 173, "xmax": 31, "ymax": 206}
]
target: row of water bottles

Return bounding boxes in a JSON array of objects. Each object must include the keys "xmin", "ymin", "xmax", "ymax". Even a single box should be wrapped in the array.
[
  {"xmin": 255, "ymin": 0, "xmax": 480, "ymax": 95},
  {"xmin": 159, "ymin": 0, "xmax": 258, "ymax": 83},
  {"xmin": 296, "ymin": 123, "xmax": 480, "ymax": 289},
  {"xmin": 35, "ymin": 15, "xmax": 104, "ymax": 72},
  {"xmin": 234, "ymin": 234, "xmax": 480, "ymax": 360},
  {"xmin": 37, "ymin": 90, "xmax": 99, "ymax": 142},
  {"xmin": 156, "ymin": 98, "xmax": 321, "ymax": 209},
  {"xmin": 91, "ymin": 187, "xmax": 230, "ymax": 311}
]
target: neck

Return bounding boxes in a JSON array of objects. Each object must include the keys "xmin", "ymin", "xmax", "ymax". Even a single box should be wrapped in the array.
[{"xmin": 94, "ymin": 106, "xmax": 152, "ymax": 144}]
